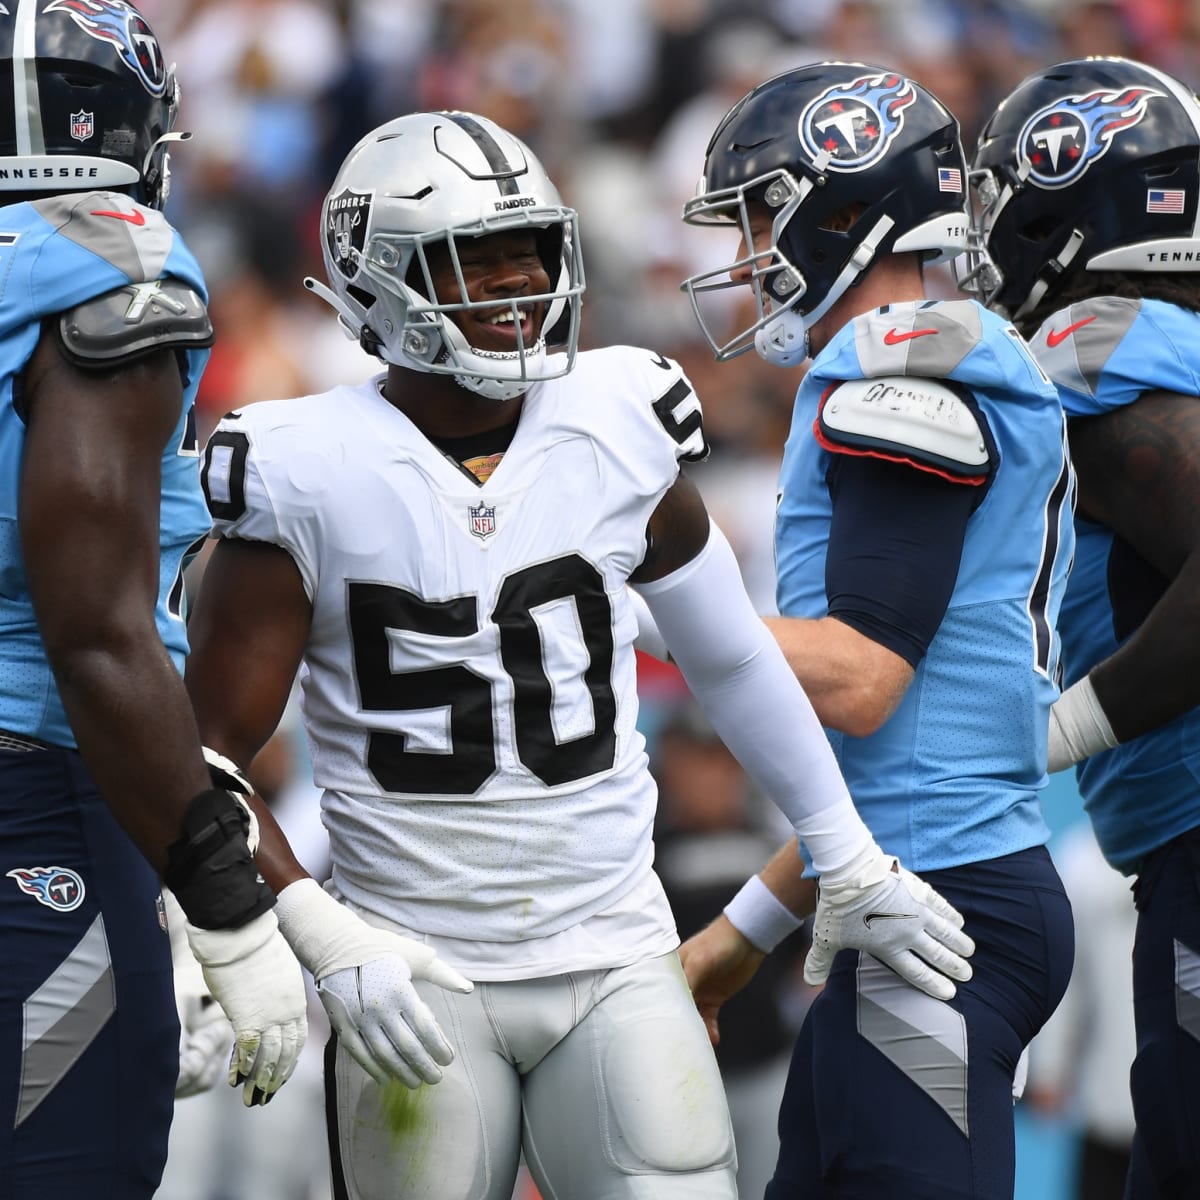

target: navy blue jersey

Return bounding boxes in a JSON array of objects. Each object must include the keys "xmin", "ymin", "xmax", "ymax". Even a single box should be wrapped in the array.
[
  {"xmin": 776, "ymin": 299, "xmax": 1074, "ymax": 871},
  {"xmin": 0, "ymin": 192, "xmax": 211, "ymax": 747}
]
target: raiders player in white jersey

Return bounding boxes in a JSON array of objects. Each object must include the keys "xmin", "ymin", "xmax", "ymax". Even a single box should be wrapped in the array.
[{"xmin": 185, "ymin": 112, "xmax": 975, "ymax": 1200}]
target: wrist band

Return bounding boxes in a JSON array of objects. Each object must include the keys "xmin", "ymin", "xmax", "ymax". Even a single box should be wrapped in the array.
[{"xmin": 723, "ymin": 874, "xmax": 803, "ymax": 953}]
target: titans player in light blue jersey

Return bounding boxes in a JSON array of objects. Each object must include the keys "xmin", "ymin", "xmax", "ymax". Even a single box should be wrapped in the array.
[
  {"xmin": 969, "ymin": 55, "xmax": 1200, "ymax": 1200},
  {"xmin": 0, "ymin": 4, "xmax": 307, "ymax": 1195},
  {"xmin": 675, "ymin": 64, "xmax": 1075, "ymax": 1198}
]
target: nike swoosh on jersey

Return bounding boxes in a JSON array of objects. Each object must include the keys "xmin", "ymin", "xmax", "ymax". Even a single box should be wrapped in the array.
[
  {"xmin": 1045, "ymin": 316, "xmax": 1097, "ymax": 347},
  {"xmin": 862, "ymin": 911, "xmax": 916, "ymax": 928},
  {"xmin": 650, "ymin": 352, "xmax": 672, "ymax": 370},
  {"xmin": 883, "ymin": 327, "xmax": 938, "ymax": 344},
  {"xmin": 90, "ymin": 208, "xmax": 146, "ymax": 226}
]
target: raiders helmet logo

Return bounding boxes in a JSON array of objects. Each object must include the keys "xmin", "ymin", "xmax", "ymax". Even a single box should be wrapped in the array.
[
  {"xmin": 1019, "ymin": 87, "xmax": 1164, "ymax": 190},
  {"xmin": 326, "ymin": 187, "xmax": 373, "ymax": 280},
  {"xmin": 799, "ymin": 72, "xmax": 917, "ymax": 172}
]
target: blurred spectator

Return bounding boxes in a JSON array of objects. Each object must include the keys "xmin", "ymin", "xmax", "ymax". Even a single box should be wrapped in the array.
[
  {"xmin": 650, "ymin": 698, "xmax": 808, "ymax": 1200},
  {"xmin": 1024, "ymin": 822, "xmax": 1137, "ymax": 1200}
]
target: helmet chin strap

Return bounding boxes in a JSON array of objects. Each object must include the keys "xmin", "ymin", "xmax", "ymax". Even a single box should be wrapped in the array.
[{"xmin": 754, "ymin": 215, "xmax": 895, "ymax": 367}]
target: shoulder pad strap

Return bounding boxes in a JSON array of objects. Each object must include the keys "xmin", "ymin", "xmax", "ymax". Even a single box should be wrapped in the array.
[
  {"xmin": 817, "ymin": 375, "xmax": 992, "ymax": 483},
  {"xmin": 58, "ymin": 279, "xmax": 214, "ymax": 366}
]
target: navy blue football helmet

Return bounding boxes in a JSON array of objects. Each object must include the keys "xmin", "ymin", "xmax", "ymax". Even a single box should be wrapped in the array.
[
  {"xmin": 963, "ymin": 57, "xmax": 1200, "ymax": 322},
  {"xmin": 682, "ymin": 62, "xmax": 969, "ymax": 365},
  {"xmin": 0, "ymin": 0, "xmax": 182, "ymax": 208}
]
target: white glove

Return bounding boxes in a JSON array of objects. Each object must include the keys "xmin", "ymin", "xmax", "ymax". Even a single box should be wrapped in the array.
[
  {"xmin": 185, "ymin": 908, "xmax": 308, "ymax": 1106},
  {"xmin": 806, "ymin": 843, "xmax": 976, "ymax": 1001},
  {"xmin": 274, "ymin": 878, "xmax": 474, "ymax": 1088},
  {"xmin": 1047, "ymin": 675, "xmax": 1118, "ymax": 773},
  {"xmin": 162, "ymin": 889, "xmax": 234, "ymax": 1098}
]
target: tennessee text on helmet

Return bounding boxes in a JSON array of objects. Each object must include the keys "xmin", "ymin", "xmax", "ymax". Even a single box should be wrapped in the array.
[
  {"xmin": 306, "ymin": 110, "xmax": 585, "ymax": 402},
  {"xmin": 0, "ymin": 0, "xmax": 185, "ymax": 208},
  {"xmin": 962, "ymin": 57, "xmax": 1200, "ymax": 322},
  {"xmin": 682, "ymin": 62, "xmax": 969, "ymax": 367}
]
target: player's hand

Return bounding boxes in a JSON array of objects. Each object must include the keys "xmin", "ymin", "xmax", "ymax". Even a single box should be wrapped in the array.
[
  {"xmin": 274, "ymin": 878, "xmax": 473, "ymax": 1088},
  {"xmin": 185, "ymin": 909, "xmax": 308, "ymax": 1106},
  {"xmin": 807, "ymin": 844, "xmax": 975, "ymax": 1001},
  {"xmin": 163, "ymin": 888, "xmax": 235, "ymax": 1098},
  {"xmin": 176, "ymin": 994, "xmax": 234, "ymax": 1098},
  {"xmin": 679, "ymin": 915, "xmax": 766, "ymax": 1047}
]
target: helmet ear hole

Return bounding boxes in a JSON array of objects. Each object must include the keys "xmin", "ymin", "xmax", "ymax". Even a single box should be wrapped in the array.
[{"xmin": 1018, "ymin": 215, "xmax": 1062, "ymax": 245}]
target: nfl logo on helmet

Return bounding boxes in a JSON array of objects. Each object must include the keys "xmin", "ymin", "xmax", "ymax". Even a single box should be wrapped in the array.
[
  {"xmin": 469, "ymin": 501, "xmax": 496, "ymax": 540},
  {"xmin": 70, "ymin": 110, "xmax": 93, "ymax": 141}
]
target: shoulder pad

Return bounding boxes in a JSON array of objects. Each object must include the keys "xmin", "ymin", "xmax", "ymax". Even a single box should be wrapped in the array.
[
  {"xmin": 817, "ymin": 375, "xmax": 992, "ymax": 483},
  {"xmin": 1032, "ymin": 297, "xmax": 1141, "ymax": 397},
  {"xmin": 58, "ymin": 279, "xmax": 214, "ymax": 366},
  {"xmin": 852, "ymin": 300, "xmax": 984, "ymax": 379}
]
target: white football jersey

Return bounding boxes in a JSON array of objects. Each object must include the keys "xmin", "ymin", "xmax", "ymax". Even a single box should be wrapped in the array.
[{"xmin": 203, "ymin": 346, "xmax": 707, "ymax": 953}]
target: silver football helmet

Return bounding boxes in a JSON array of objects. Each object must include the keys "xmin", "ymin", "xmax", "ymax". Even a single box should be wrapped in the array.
[{"xmin": 307, "ymin": 111, "xmax": 585, "ymax": 401}]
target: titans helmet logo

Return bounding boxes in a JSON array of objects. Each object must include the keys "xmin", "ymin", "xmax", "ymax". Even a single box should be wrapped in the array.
[
  {"xmin": 799, "ymin": 73, "xmax": 917, "ymax": 172},
  {"xmin": 45, "ymin": 0, "xmax": 167, "ymax": 97},
  {"xmin": 1019, "ymin": 87, "xmax": 1164, "ymax": 189},
  {"xmin": 7, "ymin": 866, "xmax": 85, "ymax": 912}
]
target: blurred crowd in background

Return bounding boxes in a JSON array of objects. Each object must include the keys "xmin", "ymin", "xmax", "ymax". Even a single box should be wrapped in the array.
[{"xmin": 146, "ymin": 1, "xmax": 1178, "ymax": 1196}]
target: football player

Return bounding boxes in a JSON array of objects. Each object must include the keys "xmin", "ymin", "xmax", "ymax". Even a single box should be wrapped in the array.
[
  {"xmin": 965, "ymin": 55, "xmax": 1200, "ymax": 1197},
  {"xmin": 675, "ymin": 63, "xmax": 1077, "ymax": 1198},
  {"xmin": 184, "ymin": 109, "xmax": 975, "ymax": 1200},
  {"xmin": 0, "ymin": 2, "xmax": 306, "ymax": 1195}
]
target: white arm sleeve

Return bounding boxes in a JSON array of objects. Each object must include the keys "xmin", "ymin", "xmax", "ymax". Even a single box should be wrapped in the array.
[{"xmin": 635, "ymin": 521, "xmax": 873, "ymax": 874}]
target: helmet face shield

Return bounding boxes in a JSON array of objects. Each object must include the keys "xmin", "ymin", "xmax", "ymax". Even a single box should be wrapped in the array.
[
  {"xmin": 681, "ymin": 169, "xmax": 811, "ymax": 362},
  {"xmin": 313, "ymin": 111, "xmax": 586, "ymax": 401},
  {"xmin": 955, "ymin": 165, "xmax": 1012, "ymax": 313}
]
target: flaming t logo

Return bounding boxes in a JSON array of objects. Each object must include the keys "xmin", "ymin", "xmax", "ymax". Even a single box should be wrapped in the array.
[
  {"xmin": 45, "ymin": 0, "xmax": 167, "ymax": 96},
  {"xmin": 799, "ymin": 73, "xmax": 917, "ymax": 172},
  {"xmin": 1019, "ymin": 87, "xmax": 1163, "ymax": 189}
]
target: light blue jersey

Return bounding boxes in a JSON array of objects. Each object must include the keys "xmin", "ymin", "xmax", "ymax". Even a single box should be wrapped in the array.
[
  {"xmin": 0, "ymin": 192, "xmax": 211, "ymax": 747},
  {"xmin": 777, "ymin": 299, "xmax": 1074, "ymax": 871},
  {"xmin": 1035, "ymin": 296, "xmax": 1200, "ymax": 874}
]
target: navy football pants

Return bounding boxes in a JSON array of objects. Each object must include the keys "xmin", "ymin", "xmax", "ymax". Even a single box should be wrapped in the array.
[
  {"xmin": 766, "ymin": 846, "xmax": 1074, "ymax": 1200},
  {"xmin": 1124, "ymin": 826, "xmax": 1200, "ymax": 1200},
  {"xmin": 0, "ymin": 745, "xmax": 176, "ymax": 1199}
]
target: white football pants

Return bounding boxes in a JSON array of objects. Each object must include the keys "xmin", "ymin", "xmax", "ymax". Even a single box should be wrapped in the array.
[{"xmin": 326, "ymin": 951, "xmax": 738, "ymax": 1199}]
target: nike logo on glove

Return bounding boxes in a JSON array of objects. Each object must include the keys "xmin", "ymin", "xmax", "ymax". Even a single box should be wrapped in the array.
[
  {"xmin": 91, "ymin": 208, "xmax": 146, "ymax": 226},
  {"xmin": 862, "ymin": 911, "xmax": 917, "ymax": 928},
  {"xmin": 883, "ymin": 327, "xmax": 938, "ymax": 345},
  {"xmin": 1045, "ymin": 316, "xmax": 1096, "ymax": 347}
]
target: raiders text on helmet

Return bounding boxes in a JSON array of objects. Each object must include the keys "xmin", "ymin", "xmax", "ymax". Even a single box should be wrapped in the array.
[
  {"xmin": 0, "ymin": 0, "xmax": 183, "ymax": 208},
  {"xmin": 307, "ymin": 111, "xmax": 585, "ymax": 402},
  {"xmin": 682, "ymin": 62, "xmax": 969, "ymax": 366},
  {"xmin": 963, "ymin": 57, "xmax": 1200, "ymax": 322}
]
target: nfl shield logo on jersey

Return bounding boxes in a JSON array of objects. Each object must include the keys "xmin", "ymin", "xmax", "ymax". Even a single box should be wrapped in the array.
[
  {"xmin": 70, "ymin": 110, "xmax": 94, "ymax": 142},
  {"xmin": 469, "ymin": 500, "xmax": 497, "ymax": 540}
]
